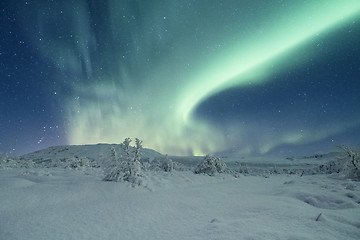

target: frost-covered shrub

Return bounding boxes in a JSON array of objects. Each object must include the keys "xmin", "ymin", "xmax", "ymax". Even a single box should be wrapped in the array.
[
  {"xmin": 172, "ymin": 161, "xmax": 188, "ymax": 171},
  {"xmin": 103, "ymin": 138, "xmax": 143, "ymax": 184},
  {"xmin": 161, "ymin": 155, "xmax": 174, "ymax": 172},
  {"xmin": 141, "ymin": 159, "xmax": 151, "ymax": 172},
  {"xmin": 150, "ymin": 155, "xmax": 174, "ymax": 172},
  {"xmin": 0, "ymin": 154, "xmax": 16, "ymax": 168},
  {"xmin": 319, "ymin": 160, "xmax": 343, "ymax": 174},
  {"xmin": 18, "ymin": 159, "xmax": 35, "ymax": 169},
  {"xmin": 194, "ymin": 154, "xmax": 227, "ymax": 176},
  {"xmin": 0, "ymin": 154, "xmax": 32, "ymax": 169},
  {"xmin": 66, "ymin": 157, "xmax": 92, "ymax": 169},
  {"xmin": 319, "ymin": 145, "xmax": 360, "ymax": 180},
  {"xmin": 238, "ymin": 163, "xmax": 249, "ymax": 174},
  {"xmin": 68, "ymin": 157, "xmax": 81, "ymax": 169}
]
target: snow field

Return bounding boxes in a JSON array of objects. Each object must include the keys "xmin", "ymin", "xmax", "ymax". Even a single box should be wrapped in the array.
[{"xmin": 1, "ymin": 168, "xmax": 359, "ymax": 240}]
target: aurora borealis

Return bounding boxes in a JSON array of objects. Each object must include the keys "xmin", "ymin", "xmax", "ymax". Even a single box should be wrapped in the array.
[{"xmin": 1, "ymin": 1, "xmax": 360, "ymax": 156}]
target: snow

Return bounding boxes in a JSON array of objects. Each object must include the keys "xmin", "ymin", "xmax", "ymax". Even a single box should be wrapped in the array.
[{"xmin": 1, "ymin": 146, "xmax": 360, "ymax": 240}]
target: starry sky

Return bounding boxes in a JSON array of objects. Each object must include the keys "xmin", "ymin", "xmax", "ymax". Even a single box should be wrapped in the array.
[{"xmin": 1, "ymin": 0, "xmax": 360, "ymax": 156}]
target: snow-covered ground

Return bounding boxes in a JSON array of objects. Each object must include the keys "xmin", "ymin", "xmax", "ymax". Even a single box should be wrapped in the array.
[{"xmin": 1, "ymin": 145, "xmax": 359, "ymax": 240}]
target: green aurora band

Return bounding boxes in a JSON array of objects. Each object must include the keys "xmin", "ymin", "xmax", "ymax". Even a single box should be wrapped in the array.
[{"xmin": 32, "ymin": 1, "xmax": 360, "ymax": 155}]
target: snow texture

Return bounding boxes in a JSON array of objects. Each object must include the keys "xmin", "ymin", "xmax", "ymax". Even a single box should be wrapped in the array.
[{"xmin": 1, "ymin": 145, "xmax": 360, "ymax": 240}]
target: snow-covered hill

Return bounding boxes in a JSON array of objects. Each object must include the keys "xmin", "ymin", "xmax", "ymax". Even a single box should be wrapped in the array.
[
  {"xmin": 15, "ymin": 144, "xmax": 347, "ymax": 176},
  {"xmin": 19, "ymin": 143, "xmax": 164, "ymax": 163}
]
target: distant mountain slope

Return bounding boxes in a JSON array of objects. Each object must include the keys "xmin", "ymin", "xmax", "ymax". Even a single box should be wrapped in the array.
[{"xmin": 20, "ymin": 144, "xmax": 164, "ymax": 163}]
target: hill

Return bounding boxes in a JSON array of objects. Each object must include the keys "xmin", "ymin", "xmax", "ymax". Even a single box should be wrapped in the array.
[{"xmin": 19, "ymin": 143, "xmax": 164, "ymax": 164}]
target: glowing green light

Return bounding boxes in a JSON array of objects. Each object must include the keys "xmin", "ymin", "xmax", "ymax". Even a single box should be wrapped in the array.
[
  {"xmin": 33, "ymin": 0, "xmax": 360, "ymax": 155},
  {"xmin": 179, "ymin": 1, "xmax": 360, "ymax": 123}
]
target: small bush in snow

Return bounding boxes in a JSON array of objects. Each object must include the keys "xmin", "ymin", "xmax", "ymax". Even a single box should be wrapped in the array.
[
  {"xmin": 238, "ymin": 163, "xmax": 249, "ymax": 174},
  {"xmin": 62, "ymin": 157, "xmax": 93, "ymax": 171},
  {"xmin": 161, "ymin": 155, "xmax": 174, "ymax": 172},
  {"xmin": 319, "ymin": 159, "xmax": 343, "ymax": 174},
  {"xmin": 103, "ymin": 138, "xmax": 143, "ymax": 184},
  {"xmin": 194, "ymin": 154, "xmax": 227, "ymax": 176},
  {"xmin": 0, "ymin": 154, "xmax": 33, "ymax": 169},
  {"xmin": 0, "ymin": 154, "xmax": 16, "ymax": 168},
  {"xmin": 148, "ymin": 156, "xmax": 187, "ymax": 172},
  {"xmin": 150, "ymin": 154, "xmax": 174, "ymax": 172}
]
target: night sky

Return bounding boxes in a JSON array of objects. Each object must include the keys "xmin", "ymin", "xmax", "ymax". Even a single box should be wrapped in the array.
[{"xmin": 1, "ymin": 0, "xmax": 360, "ymax": 156}]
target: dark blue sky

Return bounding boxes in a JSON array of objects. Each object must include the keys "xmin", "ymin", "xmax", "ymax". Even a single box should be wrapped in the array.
[
  {"xmin": 1, "ymin": 0, "xmax": 360, "ymax": 156},
  {"xmin": 1, "ymin": 1, "xmax": 66, "ymax": 155}
]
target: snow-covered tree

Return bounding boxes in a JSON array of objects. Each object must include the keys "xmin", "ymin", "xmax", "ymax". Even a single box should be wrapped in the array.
[
  {"xmin": 103, "ymin": 147, "xmax": 123, "ymax": 181},
  {"xmin": 134, "ymin": 138, "xmax": 142, "ymax": 162},
  {"xmin": 319, "ymin": 145, "xmax": 360, "ymax": 180},
  {"xmin": 161, "ymin": 154, "xmax": 174, "ymax": 172},
  {"xmin": 337, "ymin": 145, "xmax": 360, "ymax": 180},
  {"xmin": 122, "ymin": 138, "xmax": 132, "ymax": 161},
  {"xmin": 194, "ymin": 154, "xmax": 227, "ymax": 176},
  {"xmin": 103, "ymin": 138, "xmax": 143, "ymax": 184}
]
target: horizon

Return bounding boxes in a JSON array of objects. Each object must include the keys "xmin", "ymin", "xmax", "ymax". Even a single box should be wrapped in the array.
[{"xmin": 5, "ymin": 141, "xmax": 351, "ymax": 159}]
